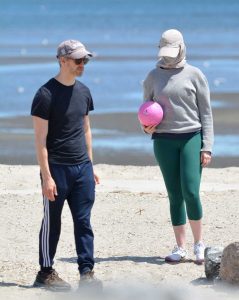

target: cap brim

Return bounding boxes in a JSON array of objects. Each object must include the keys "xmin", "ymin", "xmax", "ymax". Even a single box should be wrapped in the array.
[
  {"xmin": 158, "ymin": 46, "xmax": 179, "ymax": 58},
  {"xmin": 68, "ymin": 49, "xmax": 93, "ymax": 59}
]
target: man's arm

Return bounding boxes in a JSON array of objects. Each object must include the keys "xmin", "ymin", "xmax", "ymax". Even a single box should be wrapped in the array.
[
  {"xmin": 84, "ymin": 115, "xmax": 93, "ymax": 162},
  {"xmin": 84, "ymin": 115, "xmax": 99, "ymax": 184},
  {"xmin": 32, "ymin": 116, "xmax": 57, "ymax": 200}
]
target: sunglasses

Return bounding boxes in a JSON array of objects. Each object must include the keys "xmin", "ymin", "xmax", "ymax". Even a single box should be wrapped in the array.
[{"xmin": 72, "ymin": 57, "xmax": 90, "ymax": 65}]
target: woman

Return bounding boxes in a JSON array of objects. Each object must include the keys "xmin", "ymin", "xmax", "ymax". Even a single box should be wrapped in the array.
[{"xmin": 143, "ymin": 29, "xmax": 213, "ymax": 264}]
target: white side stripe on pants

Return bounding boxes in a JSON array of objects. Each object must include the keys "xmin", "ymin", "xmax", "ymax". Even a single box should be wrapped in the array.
[{"xmin": 42, "ymin": 196, "xmax": 51, "ymax": 267}]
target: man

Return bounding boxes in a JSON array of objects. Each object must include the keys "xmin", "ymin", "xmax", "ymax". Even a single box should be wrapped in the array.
[{"xmin": 31, "ymin": 40, "xmax": 101, "ymax": 291}]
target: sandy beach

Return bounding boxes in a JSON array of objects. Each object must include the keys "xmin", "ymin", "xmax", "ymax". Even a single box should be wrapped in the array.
[{"xmin": 0, "ymin": 163, "xmax": 239, "ymax": 299}]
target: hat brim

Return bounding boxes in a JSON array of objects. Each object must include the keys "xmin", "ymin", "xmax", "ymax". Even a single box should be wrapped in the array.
[
  {"xmin": 67, "ymin": 49, "xmax": 93, "ymax": 59},
  {"xmin": 158, "ymin": 46, "xmax": 179, "ymax": 58}
]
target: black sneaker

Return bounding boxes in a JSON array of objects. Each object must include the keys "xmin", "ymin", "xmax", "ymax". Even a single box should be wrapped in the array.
[
  {"xmin": 78, "ymin": 271, "xmax": 103, "ymax": 290},
  {"xmin": 33, "ymin": 269, "xmax": 71, "ymax": 291}
]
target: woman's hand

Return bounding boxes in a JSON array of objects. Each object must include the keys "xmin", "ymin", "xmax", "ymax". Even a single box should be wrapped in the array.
[
  {"xmin": 201, "ymin": 151, "xmax": 212, "ymax": 167},
  {"xmin": 143, "ymin": 125, "xmax": 157, "ymax": 134}
]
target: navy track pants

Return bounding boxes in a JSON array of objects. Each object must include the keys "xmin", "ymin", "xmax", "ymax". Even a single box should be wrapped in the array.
[{"xmin": 39, "ymin": 161, "xmax": 95, "ymax": 274}]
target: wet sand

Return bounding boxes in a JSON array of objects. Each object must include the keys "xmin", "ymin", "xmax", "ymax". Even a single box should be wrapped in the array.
[
  {"xmin": 0, "ymin": 92, "xmax": 238, "ymax": 167},
  {"xmin": 2, "ymin": 53, "xmax": 239, "ymax": 65}
]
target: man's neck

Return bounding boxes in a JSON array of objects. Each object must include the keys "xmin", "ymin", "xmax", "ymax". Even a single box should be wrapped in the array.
[{"xmin": 55, "ymin": 72, "xmax": 76, "ymax": 86}]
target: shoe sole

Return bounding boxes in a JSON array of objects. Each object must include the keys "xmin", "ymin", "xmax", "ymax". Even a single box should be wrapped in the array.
[
  {"xmin": 194, "ymin": 259, "xmax": 204, "ymax": 265},
  {"xmin": 165, "ymin": 256, "xmax": 187, "ymax": 263},
  {"xmin": 33, "ymin": 281, "xmax": 71, "ymax": 292}
]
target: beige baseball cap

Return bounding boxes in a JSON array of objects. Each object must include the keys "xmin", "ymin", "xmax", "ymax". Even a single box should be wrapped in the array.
[
  {"xmin": 158, "ymin": 29, "xmax": 184, "ymax": 58},
  {"xmin": 56, "ymin": 40, "xmax": 93, "ymax": 59}
]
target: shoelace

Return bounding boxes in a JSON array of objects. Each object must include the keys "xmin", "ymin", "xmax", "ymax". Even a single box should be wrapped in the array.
[
  {"xmin": 172, "ymin": 246, "xmax": 183, "ymax": 253},
  {"xmin": 47, "ymin": 271, "xmax": 62, "ymax": 281},
  {"xmin": 194, "ymin": 245, "xmax": 203, "ymax": 254}
]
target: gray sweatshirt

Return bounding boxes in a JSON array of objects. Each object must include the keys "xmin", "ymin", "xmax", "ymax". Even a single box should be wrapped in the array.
[{"xmin": 143, "ymin": 63, "xmax": 214, "ymax": 152}]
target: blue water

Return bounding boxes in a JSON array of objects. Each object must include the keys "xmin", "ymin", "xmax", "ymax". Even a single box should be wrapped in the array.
[
  {"xmin": 1, "ymin": 59, "xmax": 239, "ymax": 117},
  {"xmin": 1, "ymin": 0, "xmax": 239, "ymax": 116},
  {"xmin": 0, "ymin": 0, "xmax": 239, "ymax": 158}
]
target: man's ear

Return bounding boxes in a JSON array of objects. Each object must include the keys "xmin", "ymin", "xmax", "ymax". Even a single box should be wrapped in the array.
[{"xmin": 60, "ymin": 56, "xmax": 67, "ymax": 65}]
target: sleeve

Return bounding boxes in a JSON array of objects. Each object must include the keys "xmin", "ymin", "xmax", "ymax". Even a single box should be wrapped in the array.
[
  {"xmin": 31, "ymin": 88, "xmax": 52, "ymax": 120},
  {"xmin": 86, "ymin": 90, "xmax": 94, "ymax": 115},
  {"xmin": 196, "ymin": 71, "xmax": 214, "ymax": 152},
  {"xmin": 143, "ymin": 72, "xmax": 154, "ymax": 102},
  {"xmin": 141, "ymin": 72, "xmax": 154, "ymax": 133}
]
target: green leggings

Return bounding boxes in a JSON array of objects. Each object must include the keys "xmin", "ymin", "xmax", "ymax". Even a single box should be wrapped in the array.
[{"xmin": 153, "ymin": 133, "xmax": 202, "ymax": 226}]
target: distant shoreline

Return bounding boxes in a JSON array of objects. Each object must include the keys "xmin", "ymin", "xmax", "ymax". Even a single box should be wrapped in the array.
[
  {"xmin": 1, "ymin": 55, "xmax": 239, "ymax": 65},
  {"xmin": 0, "ymin": 101, "xmax": 238, "ymax": 167}
]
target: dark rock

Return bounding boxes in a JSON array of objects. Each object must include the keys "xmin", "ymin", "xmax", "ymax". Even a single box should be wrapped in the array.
[{"xmin": 204, "ymin": 246, "xmax": 224, "ymax": 280}]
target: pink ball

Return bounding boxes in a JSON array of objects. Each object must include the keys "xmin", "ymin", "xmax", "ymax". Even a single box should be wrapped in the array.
[{"xmin": 138, "ymin": 101, "xmax": 164, "ymax": 126}]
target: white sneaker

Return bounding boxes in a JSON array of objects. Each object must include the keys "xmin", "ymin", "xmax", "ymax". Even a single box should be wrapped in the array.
[
  {"xmin": 194, "ymin": 241, "xmax": 205, "ymax": 264},
  {"xmin": 165, "ymin": 245, "xmax": 188, "ymax": 262}
]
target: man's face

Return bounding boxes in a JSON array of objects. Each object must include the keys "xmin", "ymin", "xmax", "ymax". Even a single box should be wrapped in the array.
[
  {"xmin": 66, "ymin": 58, "xmax": 85, "ymax": 77},
  {"xmin": 60, "ymin": 57, "xmax": 86, "ymax": 77}
]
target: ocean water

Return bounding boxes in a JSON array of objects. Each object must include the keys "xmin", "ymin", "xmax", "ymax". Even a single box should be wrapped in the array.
[
  {"xmin": 1, "ymin": 0, "xmax": 239, "ymax": 116},
  {"xmin": 0, "ymin": 0, "xmax": 239, "ymax": 158},
  {"xmin": 1, "ymin": 60, "xmax": 239, "ymax": 117}
]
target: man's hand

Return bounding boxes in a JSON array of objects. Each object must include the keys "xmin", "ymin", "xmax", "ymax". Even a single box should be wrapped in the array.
[
  {"xmin": 143, "ymin": 125, "xmax": 157, "ymax": 134},
  {"xmin": 94, "ymin": 172, "xmax": 100, "ymax": 185},
  {"xmin": 201, "ymin": 151, "xmax": 212, "ymax": 167},
  {"xmin": 42, "ymin": 177, "xmax": 58, "ymax": 201}
]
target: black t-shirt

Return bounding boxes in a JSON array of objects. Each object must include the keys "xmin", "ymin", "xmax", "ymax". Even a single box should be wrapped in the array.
[{"xmin": 31, "ymin": 78, "xmax": 94, "ymax": 165}]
